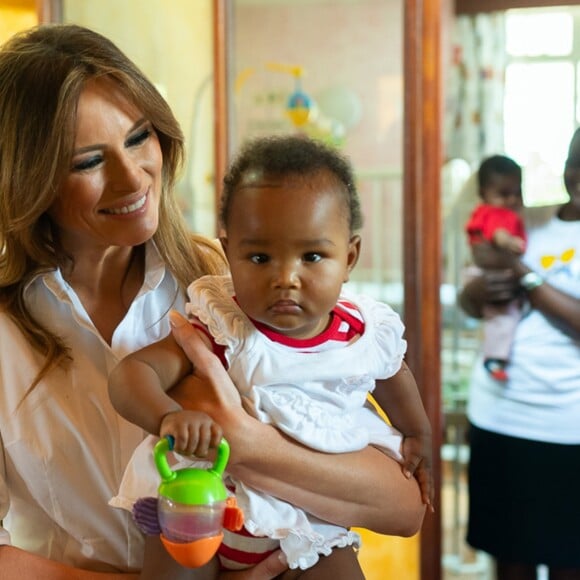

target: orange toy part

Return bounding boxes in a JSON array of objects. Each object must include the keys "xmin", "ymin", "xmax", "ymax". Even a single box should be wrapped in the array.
[
  {"xmin": 160, "ymin": 532, "xmax": 224, "ymax": 568},
  {"xmin": 223, "ymin": 496, "xmax": 244, "ymax": 531}
]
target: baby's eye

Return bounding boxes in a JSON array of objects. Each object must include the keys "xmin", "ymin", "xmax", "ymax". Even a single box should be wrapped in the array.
[
  {"xmin": 303, "ymin": 252, "xmax": 322, "ymax": 263},
  {"xmin": 71, "ymin": 155, "xmax": 103, "ymax": 172},
  {"xmin": 250, "ymin": 254, "xmax": 269, "ymax": 264},
  {"xmin": 126, "ymin": 127, "xmax": 152, "ymax": 148}
]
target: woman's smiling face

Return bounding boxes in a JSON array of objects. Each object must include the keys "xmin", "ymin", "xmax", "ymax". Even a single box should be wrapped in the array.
[{"xmin": 48, "ymin": 77, "xmax": 163, "ymax": 253}]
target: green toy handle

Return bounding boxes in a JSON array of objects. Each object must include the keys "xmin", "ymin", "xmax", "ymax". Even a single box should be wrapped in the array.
[
  {"xmin": 154, "ymin": 436, "xmax": 230, "ymax": 483},
  {"xmin": 211, "ymin": 437, "xmax": 230, "ymax": 477}
]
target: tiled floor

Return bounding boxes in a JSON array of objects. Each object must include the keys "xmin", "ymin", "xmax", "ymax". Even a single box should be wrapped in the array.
[
  {"xmin": 442, "ymin": 464, "xmax": 493, "ymax": 580},
  {"xmin": 441, "ymin": 452, "xmax": 492, "ymax": 580}
]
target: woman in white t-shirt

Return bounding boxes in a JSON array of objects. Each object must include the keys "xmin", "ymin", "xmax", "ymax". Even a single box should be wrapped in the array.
[{"xmin": 459, "ymin": 129, "xmax": 580, "ymax": 580}]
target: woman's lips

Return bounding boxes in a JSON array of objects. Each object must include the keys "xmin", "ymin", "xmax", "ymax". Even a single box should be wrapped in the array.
[{"xmin": 102, "ymin": 192, "xmax": 148, "ymax": 215}]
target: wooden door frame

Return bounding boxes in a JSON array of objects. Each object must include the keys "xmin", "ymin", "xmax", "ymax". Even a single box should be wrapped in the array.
[
  {"xmin": 36, "ymin": 0, "xmax": 61, "ymax": 22},
  {"xmin": 403, "ymin": 1, "xmax": 442, "ymax": 579},
  {"xmin": 212, "ymin": 0, "xmax": 230, "ymax": 231},
  {"xmin": 213, "ymin": 2, "xmax": 443, "ymax": 578}
]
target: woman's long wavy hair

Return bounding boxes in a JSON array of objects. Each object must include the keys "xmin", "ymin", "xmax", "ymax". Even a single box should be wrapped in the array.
[{"xmin": 0, "ymin": 24, "xmax": 226, "ymax": 387}]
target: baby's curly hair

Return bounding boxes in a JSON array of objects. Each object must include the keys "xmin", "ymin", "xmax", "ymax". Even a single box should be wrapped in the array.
[
  {"xmin": 477, "ymin": 154, "xmax": 522, "ymax": 193},
  {"xmin": 220, "ymin": 135, "xmax": 363, "ymax": 232}
]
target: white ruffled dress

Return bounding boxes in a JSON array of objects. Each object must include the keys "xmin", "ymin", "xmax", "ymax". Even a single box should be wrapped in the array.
[
  {"xmin": 186, "ymin": 275, "xmax": 406, "ymax": 569},
  {"xmin": 112, "ymin": 275, "xmax": 407, "ymax": 570}
]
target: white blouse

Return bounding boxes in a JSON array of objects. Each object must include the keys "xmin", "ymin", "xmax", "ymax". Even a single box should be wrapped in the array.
[{"xmin": 0, "ymin": 242, "xmax": 186, "ymax": 572}]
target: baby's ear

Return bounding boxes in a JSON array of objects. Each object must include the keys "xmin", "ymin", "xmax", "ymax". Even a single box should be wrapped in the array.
[{"xmin": 345, "ymin": 235, "xmax": 361, "ymax": 281}]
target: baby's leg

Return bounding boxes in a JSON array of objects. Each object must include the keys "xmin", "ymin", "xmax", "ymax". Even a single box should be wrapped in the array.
[{"xmin": 280, "ymin": 546, "xmax": 365, "ymax": 579}]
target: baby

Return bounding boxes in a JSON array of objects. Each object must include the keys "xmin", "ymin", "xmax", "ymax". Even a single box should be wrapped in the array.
[
  {"xmin": 109, "ymin": 135, "xmax": 432, "ymax": 576},
  {"xmin": 465, "ymin": 154, "xmax": 526, "ymax": 381}
]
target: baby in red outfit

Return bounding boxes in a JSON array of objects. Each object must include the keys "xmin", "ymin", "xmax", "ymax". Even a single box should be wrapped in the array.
[{"xmin": 465, "ymin": 155, "xmax": 526, "ymax": 381}]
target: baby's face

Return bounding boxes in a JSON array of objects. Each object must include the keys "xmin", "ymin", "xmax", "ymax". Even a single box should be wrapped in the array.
[
  {"xmin": 221, "ymin": 171, "xmax": 360, "ymax": 340},
  {"xmin": 481, "ymin": 173, "xmax": 523, "ymax": 211}
]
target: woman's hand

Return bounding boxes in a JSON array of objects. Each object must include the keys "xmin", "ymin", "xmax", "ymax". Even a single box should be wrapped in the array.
[
  {"xmin": 471, "ymin": 241, "xmax": 519, "ymax": 270},
  {"xmin": 169, "ymin": 311, "xmax": 243, "ymax": 415},
  {"xmin": 458, "ymin": 269, "xmax": 519, "ymax": 319},
  {"xmin": 218, "ymin": 551, "xmax": 288, "ymax": 579},
  {"xmin": 168, "ymin": 310, "xmax": 253, "ymax": 463},
  {"xmin": 0, "ymin": 545, "xmax": 139, "ymax": 580}
]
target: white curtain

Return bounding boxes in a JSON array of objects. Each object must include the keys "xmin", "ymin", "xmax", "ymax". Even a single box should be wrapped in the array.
[{"xmin": 446, "ymin": 12, "xmax": 507, "ymax": 166}]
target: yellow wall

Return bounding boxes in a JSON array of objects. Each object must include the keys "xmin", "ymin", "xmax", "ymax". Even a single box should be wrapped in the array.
[
  {"xmin": 357, "ymin": 397, "xmax": 420, "ymax": 579},
  {"xmin": 0, "ymin": 0, "xmax": 36, "ymax": 45},
  {"xmin": 357, "ymin": 528, "xmax": 420, "ymax": 579}
]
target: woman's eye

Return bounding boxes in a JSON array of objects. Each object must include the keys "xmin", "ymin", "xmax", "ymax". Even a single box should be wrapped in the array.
[
  {"xmin": 304, "ymin": 253, "xmax": 322, "ymax": 263},
  {"xmin": 250, "ymin": 254, "xmax": 269, "ymax": 264},
  {"xmin": 71, "ymin": 156, "xmax": 102, "ymax": 172},
  {"xmin": 126, "ymin": 127, "xmax": 152, "ymax": 148}
]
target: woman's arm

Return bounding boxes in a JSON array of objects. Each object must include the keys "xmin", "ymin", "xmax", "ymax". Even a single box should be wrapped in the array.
[
  {"xmin": 458, "ymin": 269, "xmax": 517, "ymax": 319},
  {"xmin": 513, "ymin": 261, "xmax": 580, "ymax": 336},
  {"xmin": 141, "ymin": 537, "xmax": 288, "ymax": 580},
  {"xmin": 460, "ymin": 243, "xmax": 580, "ymax": 336},
  {"xmin": 525, "ymin": 283, "xmax": 580, "ymax": 335},
  {"xmin": 0, "ymin": 545, "xmax": 138, "ymax": 579},
  {"xmin": 168, "ymin": 312, "xmax": 425, "ymax": 537}
]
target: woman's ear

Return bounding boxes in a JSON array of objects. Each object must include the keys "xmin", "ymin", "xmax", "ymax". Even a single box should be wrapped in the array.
[
  {"xmin": 344, "ymin": 234, "xmax": 361, "ymax": 282},
  {"xmin": 219, "ymin": 236, "xmax": 228, "ymax": 255}
]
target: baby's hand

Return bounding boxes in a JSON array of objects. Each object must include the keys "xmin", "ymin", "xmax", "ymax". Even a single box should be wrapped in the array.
[
  {"xmin": 401, "ymin": 434, "xmax": 434, "ymax": 511},
  {"xmin": 160, "ymin": 409, "xmax": 223, "ymax": 457},
  {"xmin": 493, "ymin": 230, "xmax": 526, "ymax": 254}
]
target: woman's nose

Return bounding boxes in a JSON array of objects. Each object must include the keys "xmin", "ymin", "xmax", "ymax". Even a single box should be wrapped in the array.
[{"xmin": 110, "ymin": 154, "xmax": 142, "ymax": 192}]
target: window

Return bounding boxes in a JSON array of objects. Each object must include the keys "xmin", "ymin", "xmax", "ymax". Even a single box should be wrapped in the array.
[{"xmin": 504, "ymin": 7, "xmax": 580, "ymax": 206}]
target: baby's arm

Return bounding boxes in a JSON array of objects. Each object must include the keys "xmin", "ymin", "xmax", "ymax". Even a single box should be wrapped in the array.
[
  {"xmin": 371, "ymin": 361, "xmax": 433, "ymax": 508},
  {"xmin": 108, "ymin": 331, "xmax": 221, "ymax": 456},
  {"xmin": 492, "ymin": 228, "xmax": 526, "ymax": 254}
]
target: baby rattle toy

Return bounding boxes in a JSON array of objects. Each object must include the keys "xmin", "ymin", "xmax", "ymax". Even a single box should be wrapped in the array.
[{"xmin": 132, "ymin": 436, "xmax": 244, "ymax": 568}]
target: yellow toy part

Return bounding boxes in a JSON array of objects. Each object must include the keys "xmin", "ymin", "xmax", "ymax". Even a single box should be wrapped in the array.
[{"xmin": 267, "ymin": 62, "xmax": 314, "ymax": 127}]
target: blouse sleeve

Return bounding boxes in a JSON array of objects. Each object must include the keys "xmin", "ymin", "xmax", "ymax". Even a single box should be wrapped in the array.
[{"xmin": 0, "ymin": 430, "xmax": 12, "ymax": 546}]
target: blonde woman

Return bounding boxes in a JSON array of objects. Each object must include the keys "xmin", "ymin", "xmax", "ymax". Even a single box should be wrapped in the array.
[{"xmin": 0, "ymin": 24, "xmax": 425, "ymax": 579}]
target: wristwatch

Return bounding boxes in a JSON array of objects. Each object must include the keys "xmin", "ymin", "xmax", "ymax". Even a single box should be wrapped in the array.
[{"xmin": 519, "ymin": 271, "xmax": 544, "ymax": 292}]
